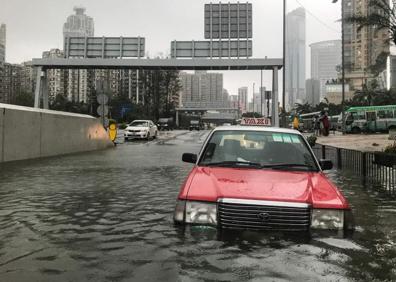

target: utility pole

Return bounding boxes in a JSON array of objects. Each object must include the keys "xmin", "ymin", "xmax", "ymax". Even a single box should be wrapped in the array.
[
  {"xmin": 332, "ymin": 0, "xmax": 345, "ymax": 134},
  {"xmin": 252, "ymin": 82, "xmax": 255, "ymax": 115},
  {"xmin": 282, "ymin": 0, "xmax": 286, "ymax": 126},
  {"xmin": 260, "ymin": 69, "xmax": 263, "ymax": 116}
]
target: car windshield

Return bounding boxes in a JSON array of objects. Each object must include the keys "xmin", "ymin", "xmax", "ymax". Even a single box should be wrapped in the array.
[
  {"xmin": 130, "ymin": 121, "xmax": 148, "ymax": 127},
  {"xmin": 199, "ymin": 130, "xmax": 318, "ymax": 171},
  {"xmin": 191, "ymin": 120, "xmax": 199, "ymax": 125}
]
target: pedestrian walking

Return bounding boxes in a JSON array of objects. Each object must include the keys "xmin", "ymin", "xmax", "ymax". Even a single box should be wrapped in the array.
[{"xmin": 321, "ymin": 112, "xmax": 330, "ymax": 136}]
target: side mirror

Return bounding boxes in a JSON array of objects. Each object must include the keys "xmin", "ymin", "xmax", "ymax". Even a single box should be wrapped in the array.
[
  {"xmin": 182, "ymin": 153, "xmax": 197, "ymax": 164},
  {"xmin": 319, "ymin": 159, "xmax": 333, "ymax": 170}
]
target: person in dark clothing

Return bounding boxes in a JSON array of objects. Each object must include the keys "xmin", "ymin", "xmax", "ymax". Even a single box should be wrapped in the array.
[{"xmin": 321, "ymin": 112, "xmax": 330, "ymax": 136}]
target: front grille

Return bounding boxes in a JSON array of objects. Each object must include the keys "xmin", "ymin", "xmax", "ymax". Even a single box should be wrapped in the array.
[{"xmin": 218, "ymin": 199, "xmax": 311, "ymax": 231}]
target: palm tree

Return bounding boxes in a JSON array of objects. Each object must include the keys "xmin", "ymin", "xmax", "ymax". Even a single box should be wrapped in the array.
[{"xmin": 344, "ymin": 0, "xmax": 395, "ymax": 45}]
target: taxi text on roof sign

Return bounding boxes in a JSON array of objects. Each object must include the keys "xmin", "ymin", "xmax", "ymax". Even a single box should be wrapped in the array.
[{"xmin": 240, "ymin": 117, "xmax": 271, "ymax": 126}]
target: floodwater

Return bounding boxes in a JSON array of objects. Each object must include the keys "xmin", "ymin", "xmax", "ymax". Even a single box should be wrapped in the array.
[{"xmin": 0, "ymin": 130, "xmax": 395, "ymax": 281}]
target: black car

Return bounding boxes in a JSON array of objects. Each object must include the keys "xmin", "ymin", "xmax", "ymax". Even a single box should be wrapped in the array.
[
  {"xmin": 157, "ymin": 118, "xmax": 174, "ymax": 131},
  {"xmin": 189, "ymin": 120, "xmax": 201, "ymax": 131}
]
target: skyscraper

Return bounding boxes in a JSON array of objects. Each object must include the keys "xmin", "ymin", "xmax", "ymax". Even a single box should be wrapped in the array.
[
  {"xmin": 343, "ymin": 0, "xmax": 389, "ymax": 90},
  {"xmin": 0, "ymin": 23, "xmax": 6, "ymax": 63},
  {"xmin": 63, "ymin": 7, "xmax": 95, "ymax": 103},
  {"xmin": 63, "ymin": 6, "xmax": 94, "ymax": 38},
  {"xmin": 42, "ymin": 49, "xmax": 67, "ymax": 102},
  {"xmin": 179, "ymin": 71, "xmax": 224, "ymax": 108},
  {"xmin": 310, "ymin": 40, "xmax": 341, "ymax": 101},
  {"xmin": 238, "ymin": 87, "xmax": 248, "ymax": 113},
  {"xmin": 285, "ymin": 7, "xmax": 306, "ymax": 110}
]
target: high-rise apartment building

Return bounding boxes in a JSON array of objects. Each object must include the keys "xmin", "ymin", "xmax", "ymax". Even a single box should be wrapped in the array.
[
  {"xmin": 343, "ymin": 0, "xmax": 389, "ymax": 90},
  {"xmin": 63, "ymin": 6, "xmax": 94, "ymax": 38},
  {"xmin": 310, "ymin": 40, "xmax": 341, "ymax": 101},
  {"xmin": 305, "ymin": 78, "xmax": 321, "ymax": 106},
  {"xmin": 251, "ymin": 87, "xmax": 266, "ymax": 114},
  {"xmin": 0, "ymin": 23, "xmax": 6, "ymax": 63},
  {"xmin": 238, "ymin": 87, "xmax": 248, "ymax": 113},
  {"xmin": 179, "ymin": 71, "xmax": 224, "ymax": 108},
  {"xmin": 1, "ymin": 63, "xmax": 22, "ymax": 103},
  {"xmin": 285, "ymin": 7, "xmax": 306, "ymax": 110},
  {"xmin": 63, "ymin": 7, "xmax": 95, "ymax": 103},
  {"xmin": 20, "ymin": 61, "xmax": 38, "ymax": 94},
  {"xmin": 42, "ymin": 49, "xmax": 67, "ymax": 102}
]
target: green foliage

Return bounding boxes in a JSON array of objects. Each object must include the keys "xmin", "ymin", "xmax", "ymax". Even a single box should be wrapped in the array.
[
  {"xmin": 306, "ymin": 135, "xmax": 317, "ymax": 147},
  {"xmin": 50, "ymin": 94, "xmax": 90, "ymax": 114},
  {"xmin": 345, "ymin": 0, "xmax": 395, "ymax": 44},
  {"xmin": 47, "ymin": 69, "xmax": 180, "ymax": 124},
  {"xmin": 384, "ymin": 142, "xmax": 396, "ymax": 154},
  {"xmin": 12, "ymin": 91, "xmax": 34, "ymax": 107},
  {"xmin": 118, "ymin": 122, "xmax": 128, "ymax": 130}
]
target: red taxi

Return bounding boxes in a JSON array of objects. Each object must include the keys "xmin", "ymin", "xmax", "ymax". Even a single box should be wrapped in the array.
[{"xmin": 174, "ymin": 125, "xmax": 353, "ymax": 232}]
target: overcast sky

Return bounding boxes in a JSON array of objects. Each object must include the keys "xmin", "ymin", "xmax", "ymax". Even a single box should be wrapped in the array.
[{"xmin": 0, "ymin": 0, "xmax": 341, "ymax": 100}]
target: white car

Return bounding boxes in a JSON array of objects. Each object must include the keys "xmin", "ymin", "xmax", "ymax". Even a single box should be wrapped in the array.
[{"xmin": 124, "ymin": 120, "xmax": 158, "ymax": 141}]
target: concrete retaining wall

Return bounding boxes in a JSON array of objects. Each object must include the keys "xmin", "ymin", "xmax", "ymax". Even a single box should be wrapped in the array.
[{"xmin": 0, "ymin": 103, "xmax": 113, "ymax": 163}]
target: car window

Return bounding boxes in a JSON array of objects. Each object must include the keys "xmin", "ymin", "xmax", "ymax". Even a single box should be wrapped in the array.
[
  {"xmin": 199, "ymin": 130, "xmax": 318, "ymax": 171},
  {"xmin": 130, "ymin": 121, "xmax": 148, "ymax": 127}
]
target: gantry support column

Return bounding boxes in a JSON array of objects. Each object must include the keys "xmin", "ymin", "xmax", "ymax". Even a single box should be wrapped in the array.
[
  {"xmin": 272, "ymin": 66, "xmax": 279, "ymax": 127},
  {"xmin": 34, "ymin": 67, "xmax": 42, "ymax": 108},
  {"xmin": 33, "ymin": 67, "xmax": 49, "ymax": 109}
]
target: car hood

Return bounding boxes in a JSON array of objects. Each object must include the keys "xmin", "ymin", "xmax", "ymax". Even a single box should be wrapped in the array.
[
  {"xmin": 182, "ymin": 167, "xmax": 349, "ymax": 209},
  {"xmin": 126, "ymin": 126, "xmax": 149, "ymax": 131}
]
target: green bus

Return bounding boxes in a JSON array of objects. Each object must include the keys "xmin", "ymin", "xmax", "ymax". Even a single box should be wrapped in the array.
[{"xmin": 345, "ymin": 105, "xmax": 396, "ymax": 133}]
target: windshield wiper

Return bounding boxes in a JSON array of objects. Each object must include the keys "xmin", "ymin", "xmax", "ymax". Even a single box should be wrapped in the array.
[
  {"xmin": 261, "ymin": 163, "xmax": 316, "ymax": 170},
  {"xmin": 204, "ymin": 161, "xmax": 262, "ymax": 168}
]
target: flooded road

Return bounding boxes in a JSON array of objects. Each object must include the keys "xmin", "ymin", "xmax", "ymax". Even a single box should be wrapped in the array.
[{"xmin": 0, "ymin": 130, "xmax": 395, "ymax": 281}]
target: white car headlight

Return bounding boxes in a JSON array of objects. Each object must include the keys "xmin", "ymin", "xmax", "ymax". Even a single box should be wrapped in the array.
[
  {"xmin": 173, "ymin": 200, "xmax": 186, "ymax": 223},
  {"xmin": 185, "ymin": 201, "xmax": 217, "ymax": 225},
  {"xmin": 311, "ymin": 209, "xmax": 344, "ymax": 230}
]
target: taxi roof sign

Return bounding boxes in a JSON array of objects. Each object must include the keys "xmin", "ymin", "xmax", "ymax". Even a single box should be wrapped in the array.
[{"xmin": 240, "ymin": 117, "xmax": 271, "ymax": 126}]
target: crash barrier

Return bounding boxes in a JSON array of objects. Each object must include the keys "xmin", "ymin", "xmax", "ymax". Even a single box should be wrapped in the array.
[
  {"xmin": 312, "ymin": 144, "xmax": 396, "ymax": 194},
  {"xmin": 0, "ymin": 103, "xmax": 113, "ymax": 163}
]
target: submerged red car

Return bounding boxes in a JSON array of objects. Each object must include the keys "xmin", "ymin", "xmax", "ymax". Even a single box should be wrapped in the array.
[{"xmin": 174, "ymin": 126, "xmax": 353, "ymax": 232}]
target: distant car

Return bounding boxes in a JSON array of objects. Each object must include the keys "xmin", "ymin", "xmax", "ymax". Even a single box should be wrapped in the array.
[
  {"xmin": 222, "ymin": 123, "xmax": 232, "ymax": 126},
  {"xmin": 124, "ymin": 120, "xmax": 158, "ymax": 141},
  {"xmin": 174, "ymin": 126, "xmax": 354, "ymax": 232},
  {"xmin": 189, "ymin": 120, "xmax": 201, "ymax": 131},
  {"xmin": 157, "ymin": 117, "xmax": 174, "ymax": 131}
]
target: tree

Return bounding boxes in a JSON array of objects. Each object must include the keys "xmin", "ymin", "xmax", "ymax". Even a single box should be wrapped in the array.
[
  {"xmin": 345, "ymin": 0, "xmax": 395, "ymax": 45},
  {"xmin": 294, "ymin": 103, "xmax": 314, "ymax": 114},
  {"xmin": 12, "ymin": 91, "xmax": 34, "ymax": 107}
]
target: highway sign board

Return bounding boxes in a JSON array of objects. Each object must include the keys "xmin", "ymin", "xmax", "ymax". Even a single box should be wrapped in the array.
[
  {"xmin": 97, "ymin": 105, "xmax": 109, "ymax": 116},
  {"xmin": 97, "ymin": 94, "xmax": 109, "ymax": 105}
]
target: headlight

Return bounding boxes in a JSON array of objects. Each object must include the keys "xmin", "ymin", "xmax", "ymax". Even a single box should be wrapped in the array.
[
  {"xmin": 311, "ymin": 209, "xmax": 344, "ymax": 230},
  {"xmin": 173, "ymin": 200, "xmax": 186, "ymax": 223},
  {"xmin": 185, "ymin": 201, "xmax": 217, "ymax": 225}
]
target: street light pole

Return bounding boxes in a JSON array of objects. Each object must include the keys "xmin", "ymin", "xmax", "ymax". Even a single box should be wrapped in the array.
[
  {"xmin": 260, "ymin": 69, "xmax": 263, "ymax": 116},
  {"xmin": 333, "ymin": 0, "xmax": 345, "ymax": 134},
  {"xmin": 252, "ymin": 82, "xmax": 255, "ymax": 115},
  {"xmin": 282, "ymin": 0, "xmax": 286, "ymax": 126}
]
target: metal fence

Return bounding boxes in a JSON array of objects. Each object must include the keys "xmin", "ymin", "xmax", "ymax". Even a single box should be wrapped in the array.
[{"xmin": 312, "ymin": 144, "xmax": 396, "ymax": 194}]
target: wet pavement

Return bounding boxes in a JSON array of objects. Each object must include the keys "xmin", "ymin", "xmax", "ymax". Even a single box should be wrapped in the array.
[{"xmin": 0, "ymin": 130, "xmax": 395, "ymax": 281}]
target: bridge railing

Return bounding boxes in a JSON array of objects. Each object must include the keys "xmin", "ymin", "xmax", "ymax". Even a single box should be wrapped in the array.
[{"xmin": 312, "ymin": 144, "xmax": 396, "ymax": 195}]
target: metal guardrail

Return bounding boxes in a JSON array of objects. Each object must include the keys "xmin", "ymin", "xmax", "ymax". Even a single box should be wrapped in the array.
[{"xmin": 313, "ymin": 144, "xmax": 396, "ymax": 194}]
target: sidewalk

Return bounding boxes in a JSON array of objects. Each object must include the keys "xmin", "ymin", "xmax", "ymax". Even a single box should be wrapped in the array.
[{"xmin": 315, "ymin": 132, "xmax": 393, "ymax": 152}]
